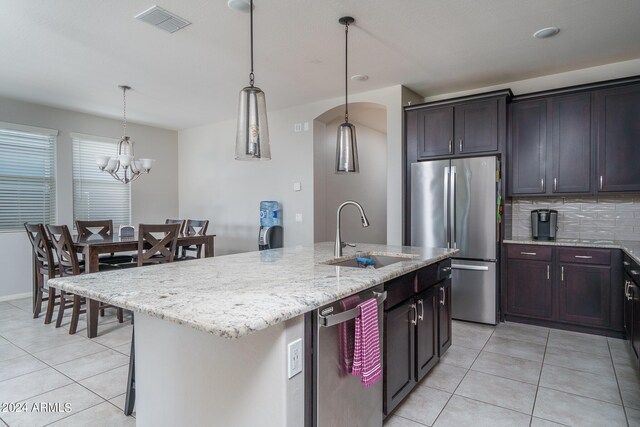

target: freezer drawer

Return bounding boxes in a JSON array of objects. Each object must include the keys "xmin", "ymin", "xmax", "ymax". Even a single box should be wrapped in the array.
[{"xmin": 451, "ymin": 260, "xmax": 497, "ymax": 325}]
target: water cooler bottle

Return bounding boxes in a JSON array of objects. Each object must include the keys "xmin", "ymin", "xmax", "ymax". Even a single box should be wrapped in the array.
[{"xmin": 259, "ymin": 201, "xmax": 283, "ymax": 250}]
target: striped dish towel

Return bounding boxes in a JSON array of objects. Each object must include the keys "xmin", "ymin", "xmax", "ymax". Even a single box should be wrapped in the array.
[
  {"xmin": 338, "ymin": 295, "xmax": 361, "ymax": 376},
  {"xmin": 351, "ymin": 297, "xmax": 382, "ymax": 387}
]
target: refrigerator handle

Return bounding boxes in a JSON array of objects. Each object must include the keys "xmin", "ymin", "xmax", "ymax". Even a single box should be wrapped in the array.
[
  {"xmin": 444, "ymin": 166, "xmax": 450, "ymax": 248},
  {"xmin": 450, "ymin": 166, "xmax": 456, "ymax": 249}
]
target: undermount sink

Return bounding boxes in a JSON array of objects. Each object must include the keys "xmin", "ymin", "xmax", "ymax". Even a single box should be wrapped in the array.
[{"xmin": 323, "ymin": 253, "xmax": 417, "ymax": 269}]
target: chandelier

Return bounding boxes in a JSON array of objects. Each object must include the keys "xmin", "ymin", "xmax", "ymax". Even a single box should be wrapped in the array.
[{"xmin": 96, "ymin": 85, "xmax": 154, "ymax": 183}]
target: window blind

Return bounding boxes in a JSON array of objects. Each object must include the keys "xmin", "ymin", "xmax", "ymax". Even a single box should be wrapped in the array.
[
  {"xmin": 0, "ymin": 124, "xmax": 57, "ymax": 231},
  {"xmin": 72, "ymin": 134, "xmax": 131, "ymax": 227}
]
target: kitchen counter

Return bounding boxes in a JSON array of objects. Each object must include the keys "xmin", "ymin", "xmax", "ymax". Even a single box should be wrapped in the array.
[
  {"xmin": 48, "ymin": 242, "xmax": 456, "ymax": 427},
  {"xmin": 48, "ymin": 242, "xmax": 456, "ymax": 339},
  {"xmin": 504, "ymin": 237, "xmax": 640, "ymax": 265}
]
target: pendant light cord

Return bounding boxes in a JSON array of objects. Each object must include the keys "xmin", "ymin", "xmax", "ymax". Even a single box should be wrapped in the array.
[
  {"xmin": 344, "ymin": 21, "xmax": 349, "ymax": 123},
  {"xmin": 249, "ymin": 0, "xmax": 255, "ymax": 87},
  {"xmin": 122, "ymin": 86, "xmax": 127, "ymax": 136}
]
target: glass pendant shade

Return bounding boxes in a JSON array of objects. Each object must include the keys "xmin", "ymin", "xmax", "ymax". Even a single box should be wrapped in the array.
[
  {"xmin": 335, "ymin": 122, "xmax": 359, "ymax": 173},
  {"xmin": 235, "ymin": 85, "xmax": 270, "ymax": 160}
]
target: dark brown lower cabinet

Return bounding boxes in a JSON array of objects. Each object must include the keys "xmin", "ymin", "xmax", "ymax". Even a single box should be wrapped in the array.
[
  {"xmin": 506, "ymin": 258, "xmax": 552, "ymax": 319},
  {"xmin": 438, "ymin": 279, "xmax": 452, "ymax": 356},
  {"xmin": 384, "ymin": 259, "xmax": 452, "ymax": 416},
  {"xmin": 558, "ymin": 264, "xmax": 611, "ymax": 327},
  {"xmin": 415, "ymin": 286, "xmax": 438, "ymax": 381},
  {"xmin": 503, "ymin": 244, "xmax": 623, "ymax": 337}
]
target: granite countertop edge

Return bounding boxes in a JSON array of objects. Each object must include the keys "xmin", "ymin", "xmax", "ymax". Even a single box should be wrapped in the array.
[{"xmin": 48, "ymin": 243, "xmax": 458, "ymax": 339}]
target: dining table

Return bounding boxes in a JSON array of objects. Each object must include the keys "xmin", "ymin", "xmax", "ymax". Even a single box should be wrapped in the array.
[{"xmin": 73, "ymin": 232, "xmax": 215, "ymax": 338}]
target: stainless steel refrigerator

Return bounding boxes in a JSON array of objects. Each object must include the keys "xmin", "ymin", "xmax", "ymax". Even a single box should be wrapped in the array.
[{"xmin": 411, "ymin": 156, "xmax": 499, "ymax": 324}]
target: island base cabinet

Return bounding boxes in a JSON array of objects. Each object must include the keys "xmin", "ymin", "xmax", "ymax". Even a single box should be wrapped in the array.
[
  {"xmin": 438, "ymin": 279, "xmax": 452, "ymax": 355},
  {"xmin": 415, "ymin": 286, "xmax": 439, "ymax": 381},
  {"xmin": 134, "ymin": 314, "xmax": 304, "ymax": 427},
  {"xmin": 383, "ymin": 300, "xmax": 416, "ymax": 415}
]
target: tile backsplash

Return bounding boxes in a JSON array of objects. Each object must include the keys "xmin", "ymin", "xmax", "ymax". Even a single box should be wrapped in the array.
[{"xmin": 510, "ymin": 195, "xmax": 640, "ymax": 242}]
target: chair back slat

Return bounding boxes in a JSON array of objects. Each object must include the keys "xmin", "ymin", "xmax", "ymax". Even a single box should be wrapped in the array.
[
  {"xmin": 185, "ymin": 219, "xmax": 209, "ymax": 236},
  {"xmin": 165, "ymin": 219, "xmax": 186, "ymax": 235},
  {"xmin": 138, "ymin": 223, "xmax": 181, "ymax": 266},
  {"xmin": 46, "ymin": 225, "xmax": 82, "ymax": 276},
  {"xmin": 75, "ymin": 220, "xmax": 113, "ymax": 238},
  {"xmin": 24, "ymin": 223, "xmax": 56, "ymax": 270}
]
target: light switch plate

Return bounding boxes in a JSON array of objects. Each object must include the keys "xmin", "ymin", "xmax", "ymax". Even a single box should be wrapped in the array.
[
  {"xmin": 293, "ymin": 182, "xmax": 301, "ymax": 191},
  {"xmin": 295, "ymin": 213, "xmax": 303, "ymax": 222},
  {"xmin": 288, "ymin": 338, "xmax": 303, "ymax": 379}
]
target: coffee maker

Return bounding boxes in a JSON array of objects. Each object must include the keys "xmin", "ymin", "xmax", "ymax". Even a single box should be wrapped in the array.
[{"xmin": 531, "ymin": 209, "xmax": 558, "ymax": 241}]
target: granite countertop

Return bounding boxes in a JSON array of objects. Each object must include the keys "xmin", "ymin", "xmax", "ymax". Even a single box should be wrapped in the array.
[
  {"xmin": 504, "ymin": 237, "xmax": 640, "ymax": 265},
  {"xmin": 48, "ymin": 242, "xmax": 457, "ymax": 339}
]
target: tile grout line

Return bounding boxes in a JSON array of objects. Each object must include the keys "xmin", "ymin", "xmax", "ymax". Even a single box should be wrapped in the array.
[
  {"xmin": 608, "ymin": 339, "xmax": 631, "ymax": 427},
  {"xmin": 529, "ymin": 329, "xmax": 548, "ymax": 427},
  {"xmin": 429, "ymin": 324, "xmax": 498, "ymax": 426}
]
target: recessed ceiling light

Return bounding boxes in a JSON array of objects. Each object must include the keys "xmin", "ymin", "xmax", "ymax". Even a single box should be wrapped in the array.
[
  {"xmin": 533, "ymin": 27, "xmax": 560, "ymax": 39},
  {"xmin": 351, "ymin": 74, "xmax": 368, "ymax": 81},
  {"xmin": 228, "ymin": 0, "xmax": 252, "ymax": 13}
]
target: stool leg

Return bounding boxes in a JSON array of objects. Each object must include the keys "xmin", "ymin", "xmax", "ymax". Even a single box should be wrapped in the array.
[
  {"xmin": 69, "ymin": 295, "xmax": 81, "ymax": 335},
  {"xmin": 44, "ymin": 287, "xmax": 56, "ymax": 324},
  {"xmin": 55, "ymin": 291, "xmax": 66, "ymax": 328},
  {"xmin": 117, "ymin": 308, "xmax": 124, "ymax": 323}
]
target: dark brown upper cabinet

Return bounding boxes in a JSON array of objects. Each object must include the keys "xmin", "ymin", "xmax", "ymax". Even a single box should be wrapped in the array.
[
  {"xmin": 595, "ymin": 84, "xmax": 640, "ymax": 192},
  {"xmin": 509, "ymin": 99, "xmax": 547, "ymax": 195},
  {"xmin": 508, "ymin": 93, "xmax": 592, "ymax": 196},
  {"xmin": 407, "ymin": 90, "xmax": 510, "ymax": 161}
]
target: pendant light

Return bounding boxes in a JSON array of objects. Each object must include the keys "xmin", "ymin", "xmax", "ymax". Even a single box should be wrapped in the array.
[
  {"xmin": 335, "ymin": 16, "xmax": 359, "ymax": 173},
  {"xmin": 235, "ymin": 0, "xmax": 271, "ymax": 160}
]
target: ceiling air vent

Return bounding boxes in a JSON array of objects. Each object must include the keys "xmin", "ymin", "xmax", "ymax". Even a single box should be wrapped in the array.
[{"xmin": 135, "ymin": 6, "xmax": 191, "ymax": 33}]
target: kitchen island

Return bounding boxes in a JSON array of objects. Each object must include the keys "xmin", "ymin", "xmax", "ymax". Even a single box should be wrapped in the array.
[{"xmin": 48, "ymin": 242, "xmax": 456, "ymax": 427}]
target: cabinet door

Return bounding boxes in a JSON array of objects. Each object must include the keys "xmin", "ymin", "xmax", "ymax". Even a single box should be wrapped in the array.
[
  {"xmin": 596, "ymin": 84, "xmax": 640, "ymax": 192},
  {"xmin": 624, "ymin": 275, "xmax": 634, "ymax": 341},
  {"xmin": 438, "ymin": 279, "xmax": 452, "ymax": 355},
  {"xmin": 384, "ymin": 300, "xmax": 416, "ymax": 415},
  {"xmin": 558, "ymin": 264, "xmax": 611, "ymax": 327},
  {"xmin": 551, "ymin": 93, "xmax": 592, "ymax": 193},
  {"xmin": 509, "ymin": 100, "xmax": 547, "ymax": 195},
  {"xmin": 417, "ymin": 107, "xmax": 454, "ymax": 159},
  {"xmin": 506, "ymin": 258, "xmax": 553, "ymax": 319},
  {"xmin": 454, "ymin": 99, "xmax": 498, "ymax": 154},
  {"xmin": 630, "ymin": 282, "xmax": 640, "ymax": 359},
  {"xmin": 416, "ymin": 287, "xmax": 439, "ymax": 381}
]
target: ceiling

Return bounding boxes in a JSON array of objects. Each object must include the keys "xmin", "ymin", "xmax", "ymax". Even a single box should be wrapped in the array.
[{"xmin": 1, "ymin": 0, "xmax": 640, "ymax": 130}]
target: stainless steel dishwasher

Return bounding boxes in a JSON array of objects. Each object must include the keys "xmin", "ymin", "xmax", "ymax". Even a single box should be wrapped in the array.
[{"xmin": 312, "ymin": 285, "xmax": 386, "ymax": 427}]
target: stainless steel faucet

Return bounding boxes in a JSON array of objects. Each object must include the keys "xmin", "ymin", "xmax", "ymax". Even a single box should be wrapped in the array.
[{"xmin": 334, "ymin": 200, "xmax": 370, "ymax": 257}]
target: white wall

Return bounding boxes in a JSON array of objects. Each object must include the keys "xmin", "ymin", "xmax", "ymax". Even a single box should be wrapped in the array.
[
  {"xmin": 314, "ymin": 111, "xmax": 387, "ymax": 244},
  {"xmin": 179, "ymin": 85, "xmax": 409, "ymax": 255},
  {"xmin": 0, "ymin": 96, "xmax": 178, "ymax": 299}
]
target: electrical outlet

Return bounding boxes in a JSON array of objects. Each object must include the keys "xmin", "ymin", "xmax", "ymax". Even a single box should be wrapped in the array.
[
  {"xmin": 288, "ymin": 338, "xmax": 303, "ymax": 379},
  {"xmin": 293, "ymin": 182, "xmax": 301, "ymax": 191},
  {"xmin": 303, "ymin": 122, "xmax": 309, "ymax": 131},
  {"xmin": 295, "ymin": 213, "xmax": 303, "ymax": 222},
  {"xmin": 294, "ymin": 123, "xmax": 302, "ymax": 132}
]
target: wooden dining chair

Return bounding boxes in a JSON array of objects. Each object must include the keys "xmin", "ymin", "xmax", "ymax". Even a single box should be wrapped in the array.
[
  {"xmin": 137, "ymin": 223, "xmax": 181, "ymax": 266},
  {"xmin": 46, "ymin": 224, "xmax": 124, "ymax": 334},
  {"xmin": 24, "ymin": 223, "xmax": 59, "ymax": 321},
  {"xmin": 180, "ymin": 219, "xmax": 210, "ymax": 260},
  {"xmin": 164, "ymin": 219, "xmax": 186, "ymax": 234},
  {"xmin": 75, "ymin": 219, "xmax": 133, "ymax": 265}
]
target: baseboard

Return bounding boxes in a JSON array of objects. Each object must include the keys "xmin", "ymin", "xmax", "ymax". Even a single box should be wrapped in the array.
[{"xmin": 0, "ymin": 292, "xmax": 31, "ymax": 302}]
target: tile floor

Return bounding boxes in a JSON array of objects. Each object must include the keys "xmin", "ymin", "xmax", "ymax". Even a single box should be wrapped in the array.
[
  {"xmin": 0, "ymin": 298, "xmax": 134, "ymax": 426},
  {"xmin": 2, "ymin": 297, "xmax": 640, "ymax": 426},
  {"xmin": 385, "ymin": 320, "xmax": 640, "ymax": 427}
]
